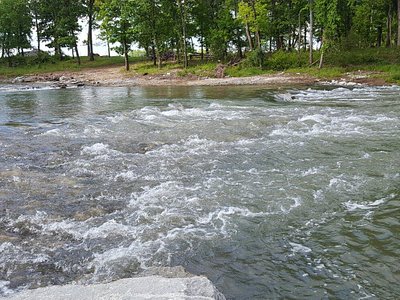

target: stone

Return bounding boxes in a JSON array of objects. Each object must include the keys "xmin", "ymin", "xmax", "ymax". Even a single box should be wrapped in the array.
[{"xmin": 5, "ymin": 274, "xmax": 226, "ymax": 300}]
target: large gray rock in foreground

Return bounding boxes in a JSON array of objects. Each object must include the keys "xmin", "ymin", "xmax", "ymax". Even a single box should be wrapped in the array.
[{"xmin": 6, "ymin": 275, "xmax": 225, "ymax": 300}]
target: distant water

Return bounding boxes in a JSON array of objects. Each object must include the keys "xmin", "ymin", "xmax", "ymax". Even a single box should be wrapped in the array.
[{"xmin": 0, "ymin": 85, "xmax": 399, "ymax": 299}]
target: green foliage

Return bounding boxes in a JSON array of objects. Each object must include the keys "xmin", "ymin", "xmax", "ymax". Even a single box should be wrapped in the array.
[
  {"xmin": 243, "ymin": 48, "xmax": 265, "ymax": 68},
  {"xmin": 237, "ymin": 0, "xmax": 268, "ymax": 36},
  {"xmin": 208, "ymin": 3, "xmax": 237, "ymax": 61},
  {"xmin": 0, "ymin": 0, "xmax": 32, "ymax": 56},
  {"xmin": 265, "ymin": 50, "xmax": 308, "ymax": 70},
  {"xmin": 0, "ymin": 0, "xmax": 400, "ymax": 76},
  {"xmin": 177, "ymin": 62, "xmax": 217, "ymax": 77},
  {"xmin": 287, "ymin": 66, "xmax": 345, "ymax": 79},
  {"xmin": 0, "ymin": 56, "xmax": 125, "ymax": 76},
  {"xmin": 326, "ymin": 50, "xmax": 381, "ymax": 66},
  {"xmin": 225, "ymin": 65, "xmax": 270, "ymax": 77},
  {"xmin": 0, "ymin": 52, "xmax": 55, "ymax": 67},
  {"xmin": 37, "ymin": 0, "xmax": 84, "ymax": 57}
]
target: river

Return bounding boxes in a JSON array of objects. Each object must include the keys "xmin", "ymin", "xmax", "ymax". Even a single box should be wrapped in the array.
[{"xmin": 0, "ymin": 85, "xmax": 399, "ymax": 299}]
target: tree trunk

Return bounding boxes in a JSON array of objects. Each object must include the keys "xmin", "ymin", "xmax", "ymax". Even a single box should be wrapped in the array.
[
  {"xmin": 377, "ymin": 26, "xmax": 383, "ymax": 47},
  {"xmin": 74, "ymin": 43, "xmax": 81, "ymax": 65},
  {"xmin": 123, "ymin": 41, "xmax": 129, "ymax": 71},
  {"xmin": 158, "ymin": 55, "xmax": 162, "ymax": 69},
  {"xmin": 319, "ymin": 48, "xmax": 324, "ymax": 69},
  {"xmin": 107, "ymin": 38, "xmax": 111, "ymax": 57},
  {"xmin": 35, "ymin": 17, "xmax": 40, "ymax": 53},
  {"xmin": 276, "ymin": 36, "xmax": 284, "ymax": 50},
  {"xmin": 88, "ymin": 0, "xmax": 95, "ymax": 61},
  {"xmin": 398, "ymin": 0, "xmax": 400, "ymax": 46},
  {"xmin": 386, "ymin": 5, "xmax": 392, "ymax": 47},
  {"xmin": 178, "ymin": 0, "xmax": 188, "ymax": 68},
  {"xmin": 309, "ymin": 0, "xmax": 313, "ymax": 64},
  {"xmin": 199, "ymin": 33, "xmax": 204, "ymax": 61},
  {"xmin": 255, "ymin": 31, "xmax": 261, "ymax": 49},
  {"xmin": 152, "ymin": 44, "xmax": 157, "ymax": 66},
  {"xmin": 298, "ymin": 13, "xmax": 302, "ymax": 52},
  {"xmin": 245, "ymin": 23, "xmax": 254, "ymax": 50}
]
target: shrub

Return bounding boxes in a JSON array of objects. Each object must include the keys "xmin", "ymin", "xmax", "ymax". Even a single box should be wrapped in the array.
[
  {"xmin": 244, "ymin": 48, "xmax": 265, "ymax": 68},
  {"xmin": 326, "ymin": 49, "xmax": 383, "ymax": 66},
  {"xmin": 266, "ymin": 50, "xmax": 307, "ymax": 70}
]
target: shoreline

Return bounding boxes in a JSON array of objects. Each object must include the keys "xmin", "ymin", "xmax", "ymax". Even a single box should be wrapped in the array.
[{"xmin": 0, "ymin": 66, "xmax": 391, "ymax": 88}]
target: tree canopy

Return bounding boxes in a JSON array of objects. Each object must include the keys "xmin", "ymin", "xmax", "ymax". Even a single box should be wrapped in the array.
[{"xmin": 1, "ymin": 0, "xmax": 400, "ymax": 69}]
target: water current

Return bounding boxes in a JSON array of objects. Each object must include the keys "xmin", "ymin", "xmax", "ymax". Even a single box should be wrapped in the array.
[{"xmin": 0, "ymin": 84, "xmax": 399, "ymax": 299}]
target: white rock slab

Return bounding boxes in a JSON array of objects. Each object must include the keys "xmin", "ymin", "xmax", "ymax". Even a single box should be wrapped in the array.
[{"xmin": 5, "ymin": 276, "xmax": 225, "ymax": 300}]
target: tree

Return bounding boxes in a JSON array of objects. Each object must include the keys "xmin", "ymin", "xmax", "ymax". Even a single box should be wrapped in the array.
[
  {"xmin": 98, "ymin": 0, "xmax": 135, "ymax": 70},
  {"xmin": 38, "ymin": 0, "xmax": 84, "ymax": 62},
  {"xmin": 0, "ymin": 0, "xmax": 32, "ymax": 60},
  {"xmin": 83, "ymin": 0, "xmax": 98, "ymax": 61},
  {"xmin": 309, "ymin": 0, "xmax": 314, "ymax": 64},
  {"xmin": 352, "ymin": 0, "xmax": 388, "ymax": 48},
  {"xmin": 314, "ymin": 0, "xmax": 342, "ymax": 68},
  {"xmin": 29, "ymin": 0, "xmax": 43, "ymax": 55},
  {"xmin": 398, "ymin": 0, "xmax": 400, "ymax": 46}
]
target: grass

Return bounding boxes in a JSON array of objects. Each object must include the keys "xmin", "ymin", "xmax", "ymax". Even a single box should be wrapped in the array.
[
  {"xmin": 130, "ymin": 61, "xmax": 182, "ymax": 76},
  {"xmin": 286, "ymin": 67, "xmax": 346, "ymax": 79},
  {"xmin": 0, "ymin": 56, "xmax": 126, "ymax": 77}
]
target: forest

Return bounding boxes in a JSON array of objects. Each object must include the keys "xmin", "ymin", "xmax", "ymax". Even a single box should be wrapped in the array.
[{"xmin": 0, "ymin": 0, "xmax": 400, "ymax": 71}]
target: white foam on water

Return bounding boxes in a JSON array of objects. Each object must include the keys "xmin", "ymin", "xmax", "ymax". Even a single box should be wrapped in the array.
[
  {"xmin": 133, "ymin": 103, "xmax": 251, "ymax": 127},
  {"xmin": 106, "ymin": 114, "xmax": 127, "ymax": 124},
  {"xmin": 129, "ymin": 181, "xmax": 183, "ymax": 207},
  {"xmin": 83, "ymin": 220, "xmax": 137, "ymax": 240},
  {"xmin": 0, "ymin": 85, "xmax": 58, "ymax": 93},
  {"xmin": 114, "ymin": 170, "xmax": 138, "ymax": 181},
  {"xmin": 270, "ymin": 112, "xmax": 377, "ymax": 138},
  {"xmin": 0, "ymin": 281, "xmax": 13, "ymax": 296},
  {"xmin": 146, "ymin": 135, "xmax": 219, "ymax": 157},
  {"xmin": 344, "ymin": 196, "xmax": 391, "ymax": 212},
  {"xmin": 81, "ymin": 143, "xmax": 111, "ymax": 156},
  {"xmin": 83, "ymin": 125, "xmax": 105, "ymax": 137},
  {"xmin": 80, "ymin": 143, "xmax": 124, "ymax": 161},
  {"xmin": 362, "ymin": 152, "xmax": 371, "ymax": 159},
  {"xmin": 0, "ymin": 242, "xmax": 14, "ymax": 253},
  {"xmin": 289, "ymin": 242, "xmax": 312, "ymax": 254},
  {"xmin": 15, "ymin": 211, "xmax": 48, "ymax": 225},
  {"xmin": 38, "ymin": 218, "xmax": 138, "ymax": 241},
  {"xmin": 277, "ymin": 86, "xmax": 400, "ymax": 104},
  {"xmin": 299, "ymin": 114, "xmax": 330, "ymax": 124},
  {"xmin": 87, "ymin": 200, "xmax": 282, "ymax": 276},
  {"xmin": 0, "ymin": 241, "xmax": 51, "ymax": 275},
  {"xmin": 328, "ymin": 175, "xmax": 366, "ymax": 194},
  {"xmin": 280, "ymin": 197, "xmax": 302, "ymax": 213},
  {"xmin": 302, "ymin": 167, "xmax": 324, "ymax": 176},
  {"xmin": 41, "ymin": 128, "xmax": 62, "ymax": 136},
  {"xmin": 313, "ymin": 190, "xmax": 325, "ymax": 202}
]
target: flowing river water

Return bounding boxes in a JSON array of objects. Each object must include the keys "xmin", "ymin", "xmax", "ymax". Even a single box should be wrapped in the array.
[{"xmin": 0, "ymin": 84, "xmax": 399, "ymax": 299}]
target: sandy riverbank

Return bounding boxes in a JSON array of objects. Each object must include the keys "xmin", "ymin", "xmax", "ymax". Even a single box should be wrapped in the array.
[{"xmin": 1, "ymin": 66, "xmax": 389, "ymax": 88}]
